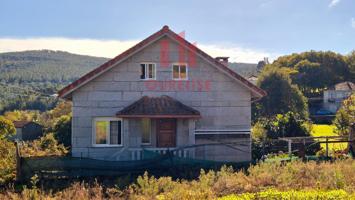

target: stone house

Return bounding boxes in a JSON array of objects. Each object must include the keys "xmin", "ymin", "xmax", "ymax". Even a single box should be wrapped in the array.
[
  {"xmin": 323, "ymin": 81, "xmax": 354, "ymax": 113},
  {"xmin": 58, "ymin": 26, "xmax": 266, "ymax": 162},
  {"xmin": 12, "ymin": 121, "xmax": 43, "ymax": 141}
]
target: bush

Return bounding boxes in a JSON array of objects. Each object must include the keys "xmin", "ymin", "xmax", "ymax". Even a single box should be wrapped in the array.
[
  {"xmin": 219, "ymin": 189, "xmax": 355, "ymax": 200},
  {"xmin": 20, "ymin": 133, "xmax": 68, "ymax": 157},
  {"xmin": 0, "ymin": 160, "xmax": 354, "ymax": 199},
  {"xmin": 0, "ymin": 116, "xmax": 15, "ymax": 140},
  {"xmin": 53, "ymin": 115, "xmax": 71, "ymax": 148},
  {"xmin": 333, "ymin": 94, "xmax": 355, "ymax": 136},
  {"xmin": 251, "ymin": 112, "xmax": 317, "ymax": 159},
  {"xmin": 0, "ymin": 139, "xmax": 16, "ymax": 184}
]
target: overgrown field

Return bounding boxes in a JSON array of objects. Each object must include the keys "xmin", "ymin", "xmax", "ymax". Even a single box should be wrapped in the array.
[
  {"xmin": 0, "ymin": 159, "xmax": 354, "ymax": 200},
  {"xmin": 311, "ymin": 124, "xmax": 348, "ymax": 151}
]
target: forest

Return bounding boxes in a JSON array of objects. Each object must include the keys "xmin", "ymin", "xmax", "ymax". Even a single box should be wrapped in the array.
[
  {"xmin": 0, "ymin": 50, "xmax": 108, "ymax": 113},
  {"xmin": 0, "ymin": 50, "xmax": 260, "ymax": 113}
]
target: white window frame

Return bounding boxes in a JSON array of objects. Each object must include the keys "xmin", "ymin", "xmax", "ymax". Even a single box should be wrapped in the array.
[
  {"xmin": 140, "ymin": 63, "xmax": 156, "ymax": 80},
  {"xmin": 141, "ymin": 118, "xmax": 152, "ymax": 145},
  {"xmin": 92, "ymin": 117, "xmax": 123, "ymax": 147},
  {"xmin": 172, "ymin": 63, "xmax": 188, "ymax": 80}
]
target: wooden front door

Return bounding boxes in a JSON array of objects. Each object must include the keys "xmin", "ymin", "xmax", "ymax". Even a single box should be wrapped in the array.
[{"xmin": 156, "ymin": 119, "xmax": 176, "ymax": 147}]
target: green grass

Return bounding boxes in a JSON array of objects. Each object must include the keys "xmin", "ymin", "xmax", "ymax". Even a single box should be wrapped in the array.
[{"xmin": 311, "ymin": 124, "xmax": 348, "ymax": 151}]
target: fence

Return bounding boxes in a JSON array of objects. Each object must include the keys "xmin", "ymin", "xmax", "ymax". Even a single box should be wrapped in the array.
[
  {"xmin": 15, "ymin": 127, "xmax": 354, "ymax": 182},
  {"xmin": 15, "ymin": 143, "xmax": 251, "ymax": 182}
]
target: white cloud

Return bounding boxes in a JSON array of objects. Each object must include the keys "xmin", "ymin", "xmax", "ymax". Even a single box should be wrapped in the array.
[
  {"xmin": 198, "ymin": 44, "xmax": 278, "ymax": 63},
  {"xmin": 0, "ymin": 37, "xmax": 278, "ymax": 63},
  {"xmin": 351, "ymin": 18, "xmax": 355, "ymax": 29},
  {"xmin": 0, "ymin": 37, "xmax": 137, "ymax": 59},
  {"xmin": 329, "ymin": 0, "xmax": 341, "ymax": 8}
]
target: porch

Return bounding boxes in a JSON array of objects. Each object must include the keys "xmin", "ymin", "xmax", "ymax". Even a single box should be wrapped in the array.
[{"xmin": 112, "ymin": 95, "xmax": 199, "ymax": 161}]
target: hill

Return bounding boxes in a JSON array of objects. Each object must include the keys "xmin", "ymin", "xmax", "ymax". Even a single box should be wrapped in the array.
[
  {"xmin": 228, "ymin": 62, "xmax": 258, "ymax": 77},
  {"xmin": 0, "ymin": 50, "xmax": 108, "ymax": 113},
  {"xmin": 0, "ymin": 50, "xmax": 258, "ymax": 113}
]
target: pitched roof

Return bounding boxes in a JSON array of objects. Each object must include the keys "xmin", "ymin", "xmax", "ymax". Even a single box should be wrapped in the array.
[
  {"xmin": 116, "ymin": 95, "xmax": 200, "ymax": 118},
  {"xmin": 13, "ymin": 120, "xmax": 31, "ymax": 128},
  {"xmin": 334, "ymin": 81, "xmax": 355, "ymax": 91},
  {"xmin": 58, "ymin": 25, "xmax": 266, "ymax": 99}
]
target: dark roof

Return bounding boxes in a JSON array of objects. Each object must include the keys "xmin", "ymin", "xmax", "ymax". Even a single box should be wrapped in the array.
[
  {"xmin": 13, "ymin": 121, "xmax": 31, "ymax": 128},
  {"xmin": 58, "ymin": 25, "xmax": 266, "ymax": 99},
  {"xmin": 116, "ymin": 95, "xmax": 200, "ymax": 118},
  {"xmin": 334, "ymin": 82, "xmax": 355, "ymax": 91}
]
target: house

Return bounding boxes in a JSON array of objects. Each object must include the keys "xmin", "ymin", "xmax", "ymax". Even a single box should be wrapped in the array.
[
  {"xmin": 323, "ymin": 81, "xmax": 354, "ymax": 113},
  {"xmin": 58, "ymin": 26, "xmax": 266, "ymax": 162},
  {"xmin": 12, "ymin": 121, "xmax": 43, "ymax": 141},
  {"xmin": 247, "ymin": 75, "xmax": 258, "ymax": 85}
]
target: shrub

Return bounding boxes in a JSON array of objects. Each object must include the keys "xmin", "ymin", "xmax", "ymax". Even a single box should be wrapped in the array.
[
  {"xmin": 219, "ymin": 189, "xmax": 355, "ymax": 200},
  {"xmin": 252, "ymin": 112, "xmax": 319, "ymax": 158},
  {"xmin": 0, "ymin": 160, "xmax": 354, "ymax": 199},
  {"xmin": 20, "ymin": 133, "xmax": 68, "ymax": 157},
  {"xmin": 0, "ymin": 116, "xmax": 15, "ymax": 140},
  {"xmin": 0, "ymin": 139, "xmax": 16, "ymax": 184},
  {"xmin": 53, "ymin": 115, "xmax": 71, "ymax": 148},
  {"xmin": 333, "ymin": 94, "xmax": 355, "ymax": 136}
]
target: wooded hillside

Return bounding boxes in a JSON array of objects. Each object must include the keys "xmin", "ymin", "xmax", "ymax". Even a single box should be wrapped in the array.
[{"xmin": 0, "ymin": 50, "xmax": 258, "ymax": 113}]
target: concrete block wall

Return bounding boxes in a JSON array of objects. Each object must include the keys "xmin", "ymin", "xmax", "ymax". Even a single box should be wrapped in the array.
[{"xmin": 71, "ymin": 36, "xmax": 252, "ymax": 161}]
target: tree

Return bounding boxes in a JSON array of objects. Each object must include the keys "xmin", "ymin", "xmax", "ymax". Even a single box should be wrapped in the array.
[
  {"xmin": 346, "ymin": 50, "xmax": 355, "ymax": 76},
  {"xmin": 271, "ymin": 51, "xmax": 351, "ymax": 96},
  {"xmin": 0, "ymin": 116, "xmax": 15, "ymax": 140},
  {"xmin": 256, "ymin": 112, "xmax": 311, "ymax": 139},
  {"xmin": 254, "ymin": 68, "xmax": 309, "ymax": 120},
  {"xmin": 53, "ymin": 115, "xmax": 71, "ymax": 147},
  {"xmin": 333, "ymin": 94, "xmax": 355, "ymax": 136}
]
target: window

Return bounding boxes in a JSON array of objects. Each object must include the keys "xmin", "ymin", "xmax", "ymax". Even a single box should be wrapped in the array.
[
  {"xmin": 141, "ymin": 118, "xmax": 151, "ymax": 144},
  {"xmin": 93, "ymin": 118, "xmax": 122, "ymax": 146},
  {"xmin": 140, "ymin": 63, "xmax": 156, "ymax": 80},
  {"xmin": 172, "ymin": 64, "xmax": 187, "ymax": 80}
]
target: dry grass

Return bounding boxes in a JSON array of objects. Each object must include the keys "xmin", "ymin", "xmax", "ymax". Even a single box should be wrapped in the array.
[{"xmin": 0, "ymin": 159, "xmax": 354, "ymax": 200}]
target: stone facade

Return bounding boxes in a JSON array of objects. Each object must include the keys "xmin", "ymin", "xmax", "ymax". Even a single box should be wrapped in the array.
[{"xmin": 70, "ymin": 36, "xmax": 252, "ymax": 162}]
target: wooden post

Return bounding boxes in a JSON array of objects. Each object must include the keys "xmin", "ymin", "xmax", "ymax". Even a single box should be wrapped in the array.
[
  {"xmin": 325, "ymin": 137, "xmax": 329, "ymax": 158},
  {"xmin": 288, "ymin": 139, "xmax": 292, "ymax": 157},
  {"xmin": 15, "ymin": 141, "xmax": 22, "ymax": 182},
  {"xmin": 349, "ymin": 124, "xmax": 355, "ymax": 157}
]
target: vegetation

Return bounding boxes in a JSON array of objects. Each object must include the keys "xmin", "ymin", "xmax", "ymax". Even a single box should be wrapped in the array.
[
  {"xmin": 219, "ymin": 189, "xmax": 355, "ymax": 200},
  {"xmin": 333, "ymin": 94, "xmax": 355, "ymax": 136},
  {"xmin": 0, "ymin": 159, "xmax": 354, "ymax": 199},
  {"xmin": 270, "ymin": 51, "xmax": 354, "ymax": 97},
  {"xmin": 19, "ymin": 133, "xmax": 68, "ymax": 157},
  {"xmin": 0, "ymin": 50, "xmax": 108, "ymax": 113},
  {"xmin": 0, "ymin": 116, "xmax": 15, "ymax": 139},
  {"xmin": 253, "ymin": 68, "xmax": 308, "ymax": 120},
  {"xmin": 0, "ymin": 139, "xmax": 16, "ymax": 185},
  {"xmin": 311, "ymin": 124, "xmax": 348, "ymax": 151},
  {"xmin": 251, "ymin": 112, "xmax": 318, "ymax": 159}
]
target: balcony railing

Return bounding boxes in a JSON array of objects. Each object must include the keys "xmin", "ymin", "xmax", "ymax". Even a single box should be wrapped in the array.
[{"xmin": 129, "ymin": 147, "xmax": 191, "ymax": 160}]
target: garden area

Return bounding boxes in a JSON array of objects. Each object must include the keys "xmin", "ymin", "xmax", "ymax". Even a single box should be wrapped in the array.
[{"xmin": 0, "ymin": 159, "xmax": 354, "ymax": 199}]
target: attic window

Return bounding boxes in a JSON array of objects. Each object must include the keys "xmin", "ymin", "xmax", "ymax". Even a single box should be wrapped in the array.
[
  {"xmin": 140, "ymin": 63, "xmax": 156, "ymax": 80},
  {"xmin": 172, "ymin": 64, "xmax": 188, "ymax": 80}
]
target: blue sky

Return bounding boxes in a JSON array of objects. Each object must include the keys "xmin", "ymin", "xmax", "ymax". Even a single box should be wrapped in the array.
[{"xmin": 0, "ymin": 0, "xmax": 354, "ymax": 62}]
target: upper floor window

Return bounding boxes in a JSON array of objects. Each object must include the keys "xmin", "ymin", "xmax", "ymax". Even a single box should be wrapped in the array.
[
  {"xmin": 172, "ymin": 64, "xmax": 188, "ymax": 80},
  {"xmin": 140, "ymin": 63, "xmax": 156, "ymax": 80}
]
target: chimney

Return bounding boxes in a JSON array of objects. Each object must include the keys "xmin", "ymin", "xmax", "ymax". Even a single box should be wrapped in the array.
[
  {"xmin": 263, "ymin": 57, "xmax": 269, "ymax": 64},
  {"xmin": 215, "ymin": 57, "xmax": 229, "ymax": 66}
]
